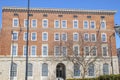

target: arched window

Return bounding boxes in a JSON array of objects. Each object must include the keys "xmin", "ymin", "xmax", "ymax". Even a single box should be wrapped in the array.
[
  {"xmin": 10, "ymin": 62, "xmax": 17, "ymax": 77},
  {"xmin": 88, "ymin": 63, "xmax": 94, "ymax": 76},
  {"xmin": 103, "ymin": 63, "xmax": 109, "ymax": 75},
  {"xmin": 74, "ymin": 63, "xmax": 80, "ymax": 76},
  {"xmin": 28, "ymin": 63, "xmax": 33, "ymax": 76},
  {"xmin": 42, "ymin": 63, "xmax": 48, "ymax": 76}
]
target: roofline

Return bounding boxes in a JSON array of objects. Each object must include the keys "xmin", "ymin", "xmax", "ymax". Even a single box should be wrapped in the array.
[{"xmin": 2, "ymin": 7, "xmax": 117, "ymax": 14}]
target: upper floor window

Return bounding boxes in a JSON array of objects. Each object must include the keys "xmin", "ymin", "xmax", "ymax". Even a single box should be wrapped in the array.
[
  {"xmin": 23, "ymin": 32, "xmax": 27, "ymax": 41},
  {"xmin": 54, "ymin": 46, "xmax": 60, "ymax": 56},
  {"xmin": 42, "ymin": 32, "xmax": 48, "ymax": 41},
  {"xmin": 101, "ymin": 33, "xmax": 107, "ymax": 42},
  {"xmin": 73, "ymin": 33, "xmax": 79, "ymax": 41},
  {"xmin": 91, "ymin": 46, "xmax": 97, "ymax": 56},
  {"xmin": 11, "ymin": 44, "xmax": 18, "ymax": 56},
  {"xmin": 42, "ymin": 63, "xmax": 48, "ymax": 76},
  {"xmin": 61, "ymin": 46, "xmax": 67, "ymax": 56},
  {"xmin": 12, "ymin": 32, "xmax": 18, "ymax": 41},
  {"xmin": 73, "ymin": 45, "xmax": 79, "ymax": 56},
  {"xmin": 13, "ymin": 18, "xmax": 19, "ymax": 27},
  {"xmin": 23, "ymin": 45, "xmax": 27, "ymax": 56},
  {"xmin": 103, "ymin": 63, "xmax": 109, "ymax": 75},
  {"xmin": 102, "ymin": 46, "xmax": 108, "ymax": 56},
  {"xmin": 84, "ymin": 21, "xmax": 89, "ymax": 29},
  {"xmin": 42, "ymin": 44, "xmax": 48, "ymax": 57},
  {"xmin": 54, "ymin": 33, "xmax": 60, "ymax": 41},
  {"xmin": 90, "ymin": 21, "xmax": 95, "ymax": 29},
  {"xmin": 31, "ymin": 46, "xmax": 36, "ymax": 57},
  {"xmin": 73, "ymin": 20, "xmax": 78, "ymax": 28},
  {"xmin": 101, "ymin": 20, "xmax": 106, "ymax": 29},
  {"xmin": 24, "ymin": 19, "xmax": 29, "ymax": 27},
  {"xmin": 28, "ymin": 63, "xmax": 33, "ymax": 77},
  {"xmin": 10, "ymin": 63, "xmax": 17, "ymax": 77},
  {"xmin": 74, "ymin": 63, "xmax": 80, "ymax": 76},
  {"xmin": 31, "ymin": 19, "xmax": 37, "ymax": 28},
  {"xmin": 88, "ymin": 64, "xmax": 94, "ymax": 76},
  {"xmin": 84, "ymin": 33, "xmax": 89, "ymax": 41},
  {"xmin": 61, "ymin": 33, "xmax": 67, "ymax": 41},
  {"xmin": 31, "ymin": 32, "xmax": 37, "ymax": 41},
  {"xmin": 84, "ymin": 46, "xmax": 90, "ymax": 56},
  {"xmin": 54, "ymin": 20, "xmax": 60, "ymax": 28},
  {"xmin": 62, "ymin": 20, "xmax": 67, "ymax": 28},
  {"xmin": 91, "ymin": 33, "xmax": 96, "ymax": 42},
  {"xmin": 42, "ymin": 19, "xmax": 48, "ymax": 28}
]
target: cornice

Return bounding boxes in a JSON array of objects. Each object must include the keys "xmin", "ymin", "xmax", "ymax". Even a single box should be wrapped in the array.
[{"xmin": 2, "ymin": 7, "xmax": 117, "ymax": 15}]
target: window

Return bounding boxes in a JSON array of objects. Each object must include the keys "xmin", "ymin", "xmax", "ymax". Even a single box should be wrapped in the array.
[
  {"xmin": 84, "ymin": 33, "xmax": 89, "ymax": 41},
  {"xmin": 31, "ymin": 19, "xmax": 37, "ymax": 28},
  {"xmin": 42, "ymin": 19, "xmax": 48, "ymax": 28},
  {"xmin": 42, "ymin": 44, "xmax": 48, "ymax": 57},
  {"xmin": 13, "ymin": 18, "xmax": 19, "ymax": 27},
  {"xmin": 23, "ymin": 32, "xmax": 27, "ymax": 41},
  {"xmin": 74, "ymin": 63, "xmax": 80, "ymax": 76},
  {"xmin": 62, "ymin": 20, "xmax": 67, "ymax": 28},
  {"xmin": 61, "ymin": 33, "xmax": 67, "ymax": 41},
  {"xmin": 54, "ymin": 33, "xmax": 60, "ymax": 41},
  {"xmin": 73, "ymin": 20, "xmax": 78, "ymax": 28},
  {"xmin": 88, "ymin": 64, "xmax": 94, "ymax": 76},
  {"xmin": 42, "ymin": 63, "xmax": 48, "ymax": 76},
  {"xmin": 90, "ymin": 21, "xmax": 95, "ymax": 29},
  {"xmin": 23, "ymin": 45, "xmax": 27, "ymax": 56},
  {"xmin": 91, "ymin": 46, "xmax": 97, "ymax": 56},
  {"xmin": 42, "ymin": 32, "xmax": 48, "ymax": 41},
  {"xmin": 91, "ymin": 33, "xmax": 96, "ymax": 42},
  {"xmin": 11, "ymin": 44, "xmax": 18, "ymax": 56},
  {"xmin": 101, "ymin": 33, "xmax": 107, "ymax": 42},
  {"xmin": 10, "ymin": 63, "xmax": 17, "ymax": 77},
  {"xmin": 12, "ymin": 32, "xmax": 18, "ymax": 41},
  {"xmin": 24, "ymin": 19, "xmax": 28, "ymax": 27},
  {"xmin": 54, "ymin": 20, "xmax": 60, "ymax": 28},
  {"xmin": 103, "ymin": 63, "xmax": 109, "ymax": 75},
  {"xmin": 84, "ymin": 46, "xmax": 90, "ymax": 56},
  {"xmin": 28, "ymin": 63, "xmax": 33, "ymax": 76},
  {"xmin": 31, "ymin": 46, "xmax": 36, "ymax": 56},
  {"xmin": 54, "ymin": 46, "xmax": 60, "ymax": 56},
  {"xmin": 101, "ymin": 21, "xmax": 106, "ymax": 29},
  {"xmin": 102, "ymin": 46, "xmax": 108, "ymax": 56},
  {"xmin": 73, "ymin": 45, "xmax": 79, "ymax": 56},
  {"xmin": 62, "ymin": 46, "xmax": 67, "ymax": 56},
  {"xmin": 84, "ymin": 21, "xmax": 88, "ymax": 29},
  {"xmin": 73, "ymin": 33, "xmax": 79, "ymax": 41},
  {"xmin": 31, "ymin": 32, "xmax": 37, "ymax": 41}
]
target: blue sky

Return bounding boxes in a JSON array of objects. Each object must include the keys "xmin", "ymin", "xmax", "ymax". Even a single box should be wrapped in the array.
[{"xmin": 0, "ymin": 0, "xmax": 120, "ymax": 48}]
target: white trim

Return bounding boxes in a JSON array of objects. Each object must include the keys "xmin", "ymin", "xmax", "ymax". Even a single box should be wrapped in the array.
[
  {"xmin": 61, "ymin": 32, "xmax": 67, "ymax": 41},
  {"xmin": 31, "ymin": 32, "xmax": 37, "ymax": 41},
  {"xmin": 54, "ymin": 32, "xmax": 60, "ymax": 41},
  {"xmin": 42, "ymin": 44, "xmax": 48, "ymax": 57},
  {"xmin": 61, "ymin": 20, "xmax": 67, "ymax": 28},
  {"xmin": 24, "ymin": 19, "xmax": 30, "ymax": 28},
  {"xmin": 84, "ymin": 46, "xmax": 90, "ymax": 56},
  {"xmin": 100, "ymin": 20, "xmax": 106, "ymax": 30},
  {"xmin": 73, "ymin": 32, "xmax": 79, "ymax": 41},
  {"xmin": 90, "ymin": 20, "xmax": 96, "ymax": 29},
  {"xmin": 12, "ymin": 31, "xmax": 18, "ymax": 41},
  {"xmin": 73, "ymin": 20, "xmax": 78, "ymax": 28},
  {"xmin": 91, "ymin": 33, "xmax": 96, "ymax": 42},
  {"xmin": 84, "ymin": 33, "xmax": 89, "ymax": 42},
  {"xmin": 42, "ymin": 19, "xmax": 48, "ymax": 28},
  {"xmin": 11, "ymin": 44, "xmax": 18, "ymax": 57},
  {"xmin": 23, "ymin": 45, "xmax": 29, "ymax": 57},
  {"xmin": 83, "ymin": 20, "xmax": 89, "ymax": 29},
  {"xmin": 13, "ymin": 18, "xmax": 19, "ymax": 27},
  {"xmin": 54, "ymin": 20, "xmax": 60, "ymax": 28},
  {"xmin": 31, "ymin": 19, "xmax": 37, "ymax": 28},
  {"xmin": 90, "ymin": 46, "xmax": 97, "ymax": 56},
  {"xmin": 30, "ymin": 45, "xmax": 37, "ymax": 57},
  {"xmin": 101, "ymin": 33, "xmax": 107, "ymax": 42},
  {"xmin": 42, "ymin": 32, "xmax": 48, "ymax": 41}
]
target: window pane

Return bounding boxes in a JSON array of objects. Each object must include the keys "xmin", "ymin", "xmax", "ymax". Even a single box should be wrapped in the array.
[
  {"xmin": 12, "ymin": 32, "xmax": 18, "ymax": 40},
  {"xmin": 88, "ymin": 64, "xmax": 94, "ymax": 76},
  {"xmin": 74, "ymin": 63, "xmax": 80, "ymax": 76},
  {"xmin": 73, "ymin": 20, "xmax": 78, "ymax": 28},
  {"xmin": 62, "ymin": 33, "xmax": 67, "ymax": 41},
  {"xmin": 74, "ymin": 46, "xmax": 79, "ymax": 56},
  {"xmin": 55, "ymin": 46, "xmax": 60, "ymax": 56},
  {"xmin": 84, "ymin": 47, "xmax": 89, "ymax": 56},
  {"xmin": 62, "ymin": 21, "xmax": 67, "ymax": 28},
  {"xmin": 12, "ymin": 45, "xmax": 17, "ymax": 56},
  {"xmin": 32, "ymin": 20, "xmax": 37, "ymax": 27},
  {"xmin": 62, "ymin": 46, "xmax": 67, "ymax": 56},
  {"xmin": 28, "ymin": 63, "xmax": 33, "ymax": 76},
  {"xmin": 31, "ymin": 46, "xmax": 36, "ymax": 56},
  {"xmin": 13, "ymin": 19, "xmax": 18, "ymax": 27},
  {"xmin": 73, "ymin": 33, "xmax": 78, "ymax": 41},
  {"xmin": 10, "ymin": 63, "xmax": 17, "ymax": 77},
  {"xmin": 23, "ymin": 46, "xmax": 27, "ymax": 56},
  {"xmin": 42, "ymin": 63, "xmax": 48, "ymax": 76},
  {"xmin": 103, "ymin": 63, "xmax": 109, "ymax": 75},
  {"xmin": 102, "ymin": 34, "xmax": 106, "ymax": 42},
  {"xmin": 55, "ymin": 33, "xmax": 60, "ymax": 41},
  {"xmin": 24, "ymin": 33, "xmax": 27, "ymax": 41},
  {"xmin": 24, "ymin": 20, "xmax": 28, "ymax": 27},
  {"xmin": 42, "ymin": 45, "xmax": 48, "ymax": 56},
  {"xmin": 84, "ymin": 34, "xmax": 89, "ymax": 41},
  {"xmin": 92, "ymin": 47, "xmax": 97, "ymax": 56},
  {"xmin": 90, "ymin": 21, "xmax": 95, "ymax": 29},
  {"xmin": 42, "ymin": 32, "xmax": 48, "ymax": 41},
  {"xmin": 32, "ymin": 33, "xmax": 36, "ymax": 41},
  {"xmin": 91, "ymin": 34, "xmax": 96, "ymax": 42},
  {"xmin": 84, "ymin": 21, "xmax": 88, "ymax": 29},
  {"xmin": 103, "ymin": 47, "xmax": 107, "ymax": 56},
  {"xmin": 101, "ymin": 21, "xmax": 106, "ymax": 29},
  {"xmin": 55, "ymin": 20, "xmax": 59, "ymax": 28},
  {"xmin": 43, "ymin": 20, "xmax": 48, "ymax": 28}
]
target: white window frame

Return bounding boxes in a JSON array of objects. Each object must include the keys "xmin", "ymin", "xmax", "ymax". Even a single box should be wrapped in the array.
[
  {"xmin": 73, "ymin": 45, "xmax": 80, "ymax": 56},
  {"xmin": 11, "ymin": 44, "xmax": 18, "ymax": 57},
  {"xmin": 91, "ymin": 33, "xmax": 96, "ymax": 42},
  {"xmin": 61, "ymin": 32, "xmax": 67, "ymax": 41},
  {"xmin": 61, "ymin": 46, "xmax": 67, "ymax": 56},
  {"xmin": 54, "ymin": 20, "xmax": 60, "ymax": 28},
  {"xmin": 31, "ymin": 19, "xmax": 37, "ymax": 28},
  {"xmin": 31, "ymin": 32, "xmax": 37, "ymax": 41},
  {"xmin": 90, "ymin": 21, "xmax": 96, "ymax": 29},
  {"xmin": 12, "ymin": 31, "xmax": 18, "ymax": 41},
  {"xmin": 42, "ymin": 63, "xmax": 48, "ymax": 76},
  {"xmin": 84, "ymin": 46, "xmax": 90, "ymax": 56},
  {"xmin": 91, "ymin": 46, "xmax": 97, "ymax": 56},
  {"xmin": 42, "ymin": 32, "xmax": 48, "ymax": 41},
  {"xmin": 13, "ymin": 18, "xmax": 19, "ymax": 27},
  {"xmin": 102, "ymin": 46, "xmax": 108, "ymax": 56},
  {"xmin": 83, "ymin": 20, "xmax": 89, "ymax": 29},
  {"xmin": 100, "ymin": 20, "xmax": 106, "ymax": 29},
  {"xmin": 54, "ymin": 46, "xmax": 60, "ymax": 57},
  {"xmin": 101, "ymin": 33, "xmax": 107, "ymax": 42},
  {"xmin": 84, "ymin": 33, "xmax": 89, "ymax": 42},
  {"xmin": 73, "ymin": 32, "xmax": 79, "ymax": 41},
  {"xmin": 42, "ymin": 44, "xmax": 48, "ymax": 57},
  {"xmin": 42, "ymin": 19, "xmax": 48, "ymax": 28},
  {"xmin": 73, "ymin": 20, "xmax": 78, "ymax": 28},
  {"xmin": 61, "ymin": 20, "xmax": 67, "ymax": 28},
  {"xmin": 54, "ymin": 32, "xmax": 60, "ymax": 41},
  {"xmin": 31, "ymin": 45, "xmax": 37, "ymax": 57},
  {"xmin": 24, "ymin": 19, "xmax": 30, "ymax": 28},
  {"xmin": 23, "ymin": 32, "xmax": 27, "ymax": 41},
  {"xmin": 103, "ymin": 63, "xmax": 109, "ymax": 75}
]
